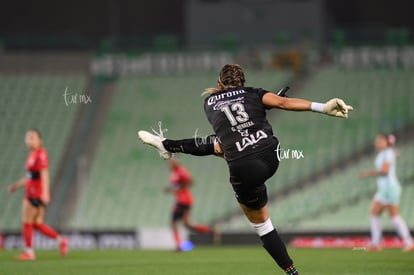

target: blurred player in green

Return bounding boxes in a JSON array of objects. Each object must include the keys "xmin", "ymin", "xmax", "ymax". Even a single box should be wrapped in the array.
[{"xmin": 360, "ymin": 134, "xmax": 414, "ymax": 252}]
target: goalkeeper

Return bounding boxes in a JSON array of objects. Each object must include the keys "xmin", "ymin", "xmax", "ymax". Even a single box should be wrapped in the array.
[{"xmin": 138, "ymin": 64, "xmax": 353, "ymax": 275}]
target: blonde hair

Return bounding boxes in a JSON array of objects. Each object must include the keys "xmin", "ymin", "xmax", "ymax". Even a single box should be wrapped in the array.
[{"xmin": 202, "ymin": 64, "xmax": 246, "ymax": 96}]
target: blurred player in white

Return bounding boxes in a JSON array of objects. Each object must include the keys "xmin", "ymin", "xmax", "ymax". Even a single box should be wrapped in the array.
[{"xmin": 360, "ymin": 134, "xmax": 414, "ymax": 252}]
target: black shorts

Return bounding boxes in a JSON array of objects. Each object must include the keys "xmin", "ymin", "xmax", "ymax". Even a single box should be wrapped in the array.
[
  {"xmin": 28, "ymin": 197, "xmax": 45, "ymax": 208},
  {"xmin": 227, "ymin": 141, "xmax": 279, "ymax": 210},
  {"xmin": 172, "ymin": 203, "xmax": 191, "ymax": 221}
]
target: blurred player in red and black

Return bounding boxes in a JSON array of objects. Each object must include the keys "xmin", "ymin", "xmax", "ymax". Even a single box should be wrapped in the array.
[
  {"xmin": 8, "ymin": 129, "xmax": 68, "ymax": 260},
  {"xmin": 164, "ymin": 158, "xmax": 212, "ymax": 251}
]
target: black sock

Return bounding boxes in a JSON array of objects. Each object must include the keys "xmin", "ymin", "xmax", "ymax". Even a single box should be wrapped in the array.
[
  {"xmin": 162, "ymin": 137, "xmax": 216, "ymax": 156},
  {"xmin": 260, "ymin": 229, "xmax": 297, "ymax": 274}
]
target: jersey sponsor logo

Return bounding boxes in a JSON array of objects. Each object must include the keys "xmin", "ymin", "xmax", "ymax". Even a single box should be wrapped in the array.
[
  {"xmin": 212, "ymin": 97, "xmax": 244, "ymax": 111},
  {"xmin": 235, "ymin": 130, "xmax": 268, "ymax": 152},
  {"xmin": 207, "ymin": 89, "xmax": 246, "ymax": 106}
]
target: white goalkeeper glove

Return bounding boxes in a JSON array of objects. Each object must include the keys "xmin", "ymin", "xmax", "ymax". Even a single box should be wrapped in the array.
[{"xmin": 311, "ymin": 98, "xmax": 354, "ymax": 118}]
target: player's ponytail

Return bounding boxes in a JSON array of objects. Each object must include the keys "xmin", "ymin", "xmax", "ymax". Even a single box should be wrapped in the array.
[
  {"xmin": 219, "ymin": 64, "xmax": 246, "ymax": 88},
  {"xmin": 202, "ymin": 64, "xmax": 246, "ymax": 96}
]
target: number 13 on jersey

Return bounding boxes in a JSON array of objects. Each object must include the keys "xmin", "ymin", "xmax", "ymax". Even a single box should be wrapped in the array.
[{"xmin": 221, "ymin": 103, "xmax": 250, "ymax": 126}]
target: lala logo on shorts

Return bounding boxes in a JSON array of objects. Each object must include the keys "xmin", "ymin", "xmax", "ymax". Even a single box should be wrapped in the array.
[{"xmin": 235, "ymin": 130, "xmax": 268, "ymax": 152}]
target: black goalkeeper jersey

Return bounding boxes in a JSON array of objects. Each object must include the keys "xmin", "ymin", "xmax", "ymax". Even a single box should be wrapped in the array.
[{"xmin": 204, "ymin": 87, "xmax": 278, "ymax": 162}]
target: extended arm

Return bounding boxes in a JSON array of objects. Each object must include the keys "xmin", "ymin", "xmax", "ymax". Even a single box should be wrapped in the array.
[
  {"xmin": 359, "ymin": 162, "xmax": 390, "ymax": 178},
  {"xmin": 262, "ymin": 93, "xmax": 353, "ymax": 118},
  {"xmin": 262, "ymin": 94, "xmax": 312, "ymax": 111},
  {"xmin": 8, "ymin": 177, "xmax": 26, "ymax": 193}
]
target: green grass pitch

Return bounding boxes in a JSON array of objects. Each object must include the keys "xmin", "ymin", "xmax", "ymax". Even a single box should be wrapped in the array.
[{"xmin": 1, "ymin": 246, "xmax": 413, "ymax": 275}]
